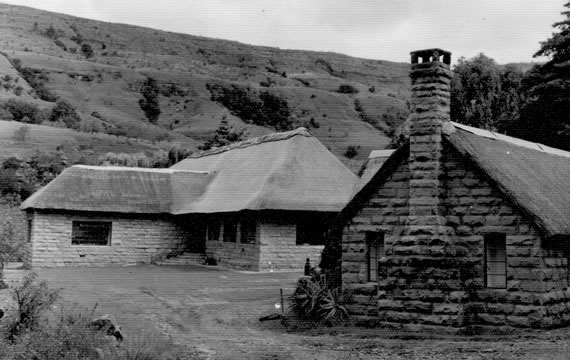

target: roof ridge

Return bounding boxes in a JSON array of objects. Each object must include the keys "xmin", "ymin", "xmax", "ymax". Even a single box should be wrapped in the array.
[
  {"xmin": 450, "ymin": 122, "xmax": 570, "ymax": 158},
  {"xmin": 189, "ymin": 127, "xmax": 312, "ymax": 159},
  {"xmin": 72, "ymin": 165, "xmax": 209, "ymax": 174}
]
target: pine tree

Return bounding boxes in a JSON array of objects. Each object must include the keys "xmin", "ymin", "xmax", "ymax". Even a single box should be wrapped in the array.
[
  {"xmin": 516, "ymin": 2, "xmax": 570, "ymax": 150},
  {"xmin": 199, "ymin": 116, "xmax": 246, "ymax": 151},
  {"xmin": 138, "ymin": 77, "xmax": 161, "ymax": 124}
]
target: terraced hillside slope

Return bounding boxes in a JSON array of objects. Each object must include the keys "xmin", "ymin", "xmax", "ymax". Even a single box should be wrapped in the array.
[{"xmin": 0, "ymin": 3, "xmax": 411, "ymax": 170}]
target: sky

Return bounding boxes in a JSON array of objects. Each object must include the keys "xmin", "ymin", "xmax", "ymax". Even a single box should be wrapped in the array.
[{"xmin": 1, "ymin": 0, "xmax": 566, "ymax": 64}]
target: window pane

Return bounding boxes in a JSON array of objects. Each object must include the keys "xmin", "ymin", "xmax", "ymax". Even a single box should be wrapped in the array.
[
  {"xmin": 72, "ymin": 221, "xmax": 111, "ymax": 246},
  {"xmin": 207, "ymin": 221, "xmax": 221, "ymax": 241},
  {"xmin": 223, "ymin": 219, "xmax": 237, "ymax": 243},
  {"xmin": 240, "ymin": 218, "xmax": 256, "ymax": 244},
  {"xmin": 366, "ymin": 232, "xmax": 384, "ymax": 282},
  {"xmin": 485, "ymin": 233, "xmax": 506, "ymax": 289}
]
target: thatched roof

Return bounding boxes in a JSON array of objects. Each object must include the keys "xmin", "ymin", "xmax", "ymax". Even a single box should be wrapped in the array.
[
  {"xmin": 21, "ymin": 166, "xmax": 211, "ymax": 214},
  {"xmin": 449, "ymin": 125, "xmax": 570, "ymax": 237},
  {"xmin": 356, "ymin": 150, "xmax": 395, "ymax": 193},
  {"xmin": 22, "ymin": 128, "xmax": 357, "ymax": 214},
  {"xmin": 340, "ymin": 122, "xmax": 570, "ymax": 238},
  {"xmin": 171, "ymin": 127, "xmax": 357, "ymax": 213}
]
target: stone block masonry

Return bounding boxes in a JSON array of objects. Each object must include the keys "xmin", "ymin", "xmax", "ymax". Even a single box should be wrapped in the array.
[
  {"xmin": 26, "ymin": 212, "xmax": 188, "ymax": 267},
  {"xmin": 258, "ymin": 221, "xmax": 322, "ymax": 271},
  {"xmin": 342, "ymin": 143, "xmax": 570, "ymax": 329}
]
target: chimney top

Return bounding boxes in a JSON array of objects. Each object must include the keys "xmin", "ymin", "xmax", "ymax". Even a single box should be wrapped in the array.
[{"xmin": 410, "ymin": 48, "xmax": 451, "ymax": 65}]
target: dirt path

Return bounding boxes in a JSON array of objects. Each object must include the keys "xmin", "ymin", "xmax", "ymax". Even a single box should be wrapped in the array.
[{"xmin": 37, "ymin": 265, "xmax": 570, "ymax": 360}]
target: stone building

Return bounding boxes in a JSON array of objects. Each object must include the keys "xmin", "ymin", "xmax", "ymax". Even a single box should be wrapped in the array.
[
  {"xmin": 21, "ymin": 128, "xmax": 356, "ymax": 270},
  {"xmin": 335, "ymin": 49, "xmax": 570, "ymax": 330}
]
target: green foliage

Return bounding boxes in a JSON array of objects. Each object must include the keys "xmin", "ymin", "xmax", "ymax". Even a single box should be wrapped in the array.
[
  {"xmin": 13, "ymin": 124, "xmax": 30, "ymax": 142},
  {"xmin": 207, "ymin": 83, "xmax": 293, "ymax": 130},
  {"xmin": 138, "ymin": 77, "xmax": 161, "ymax": 124},
  {"xmin": 81, "ymin": 43, "xmax": 94, "ymax": 59},
  {"xmin": 4, "ymin": 272, "xmax": 60, "ymax": 338},
  {"xmin": 450, "ymin": 53, "xmax": 524, "ymax": 133},
  {"xmin": 98, "ymin": 331, "xmax": 178, "ymax": 360},
  {"xmin": 50, "ymin": 100, "xmax": 81, "ymax": 129},
  {"xmin": 3, "ymin": 99, "xmax": 38, "ymax": 122},
  {"xmin": 515, "ymin": 3, "xmax": 570, "ymax": 150},
  {"xmin": 19, "ymin": 67, "xmax": 57, "ymax": 102},
  {"xmin": 343, "ymin": 145, "xmax": 359, "ymax": 159},
  {"xmin": 54, "ymin": 39, "xmax": 67, "ymax": 51},
  {"xmin": 337, "ymin": 84, "xmax": 359, "ymax": 94},
  {"xmin": 0, "ymin": 151, "xmax": 68, "ymax": 200},
  {"xmin": 199, "ymin": 116, "xmax": 246, "ymax": 151},
  {"xmin": 288, "ymin": 273, "xmax": 352, "ymax": 326}
]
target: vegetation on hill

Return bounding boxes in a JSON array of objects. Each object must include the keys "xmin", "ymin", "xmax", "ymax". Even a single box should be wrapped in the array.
[
  {"xmin": 0, "ymin": 2, "xmax": 406, "ymax": 171},
  {"xmin": 448, "ymin": 2, "xmax": 570, "ymax": 151}
]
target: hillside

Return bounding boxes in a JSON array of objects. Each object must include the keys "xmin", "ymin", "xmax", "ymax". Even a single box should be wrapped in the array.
[{"xmin": 0, "ymin": 2, "xmax": 411, "ymax": 171}]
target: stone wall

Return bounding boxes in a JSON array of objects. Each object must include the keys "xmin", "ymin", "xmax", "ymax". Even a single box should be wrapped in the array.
[
  {"xmin": 25, "ymin": 212, "xmax": 189, "ymax": 267},
  {"xmin": 205, "ymin": 240, "xmax": 260, "ymax": 270},
  {"xmin": 342, "ymin": 143, "xmax": 570, "ymax": 330},
  {"xmin": 258, "ymin": 221, "xmax": 323, "ymax": 271}
]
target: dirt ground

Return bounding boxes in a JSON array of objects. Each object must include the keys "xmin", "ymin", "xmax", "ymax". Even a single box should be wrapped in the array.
[{"xmin": 34, "ymin": 265, "xmax": 570, "ymax": 360}]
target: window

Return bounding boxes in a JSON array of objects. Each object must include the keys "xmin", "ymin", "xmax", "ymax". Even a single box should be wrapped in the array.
[
  {"xmin": 71, "ymin": 221, "xmax": 111, "ymax": 246},
  {"xmin": 296, "ymin": 220, "xmax": 325, "ymax": 245},
  {"xmin": 207, "ymin": 220, "xmax": 221, "ymax": 241},
  {"xmin": 27, "ymin": 219, "xmax": 33, "ymax": 242},
  {"xmin": 485, "ymin": 233, "xmax": 506, "ymax": 289},
  {"xmin": 240, "ymin": 217, "xmax": 257, "ymax": 244},
  {"xmin": 366, "ymin": 232, "xmax": 384, "ymax": 282},
  {"xmin": 223, "ymin": 219, "xmax": 237, "ymax": 243}
]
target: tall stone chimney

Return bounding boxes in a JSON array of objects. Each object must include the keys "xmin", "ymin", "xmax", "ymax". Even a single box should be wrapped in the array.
[
  {"xmin": 406, "ymin": 48, "xmax": 454, "ymax": 252},
  {"xmin": 394, "ymin": 49, "xmax": 456, "ymax": 284}
]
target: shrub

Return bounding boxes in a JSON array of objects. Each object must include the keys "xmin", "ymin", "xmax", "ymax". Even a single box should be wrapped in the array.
[
  {"xmin": 4, "ymin": 99, "xmax": 38, "ymax": 122},
  {"xmin": 13, "ymin": 125, "xmax": 30, "ymax": 142},
  {"xmin": 13, "ymin": 85, "xmax": 23, "ymax": 96},
  {"xmin": 288, "ymin": 273, "xmax": 352, "ymax": 326},
  {"xmin": 3, "ymin": 272, "xmax": 60, "ymax": 339},
  {"xmin": 207, "ymin": 83, "xmax": 293, "ymax": 130},
  {"xmin": 344, "ymin": 145, "xmax": 359, "ymax": 159},
  {"xmin": 50, "ymin": 100, "xmax": 81, "ymax": 128},
  {"xmin": 54, "ymin": 39, "xmax": 67, "ymax": 51},
  {"xmin": 138, "ymin": 77, "xmax": 161, "ymax": 124},
  {"xmin": 80, "ymin": 43, "xmax": 94, "ymax": 58},
  {"xmin": 98, "ymin": 331, "xmax": 177, "ymax": 360},
  {"xmin": 337, "ymin": 84, "xmax": 359, "ymax": 94},
  {"xmin": 19, "ymin": 68, "xmax": 57, "ymax": 102}
]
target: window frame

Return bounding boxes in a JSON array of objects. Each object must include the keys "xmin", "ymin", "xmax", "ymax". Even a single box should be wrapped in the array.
[
  {"xmin": 484, "ymin": 233, "xmax": 507, "ymax": 289},
  {"xmin": 71, "ymin": 220, "xmax": 112, "ymax": 246},
  {"xmin": 240, "ymin": 217, "xmax": 257, "ymax": 244},
  {"xmin": 207, "ymin": 219, "xmax": 221, "ymax": 241},
  {"xmin": 223, "ymin": 218, "xmax": 238, "ymax": 243},
  {"xmin": 366, "ymin": 231, "xmax": 384, "ymax": 282}
]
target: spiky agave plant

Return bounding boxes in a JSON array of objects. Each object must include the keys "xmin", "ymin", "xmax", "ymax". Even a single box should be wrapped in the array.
[
  {"xmin": 288, "ymin": 276, "xmax": 327, "ymax": 321},
  {"xmin": 319, "ymin": 286, "xmax": 352, "ymax": 326}
]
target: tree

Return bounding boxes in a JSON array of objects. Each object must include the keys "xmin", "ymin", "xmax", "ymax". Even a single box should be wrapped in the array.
[
  {"xmin": 450, "ymin": 54, "xmax": 524, "ymax": 133},
  {"xmin": 50, "ymin": 100, "xmax": 81, "ymax": 129},
  {"xmin": 80, "ymin": 43, "xmax": 94, "ymax": 58},
  {"xmin": 138, "ymin": 77, "xmax": 161, "ymax": 124},
  {"xmin": 516, "ymin": 2, "xmax": 570, "ymax": 150},
  {"xmin": 199, "ymin": 116, "xmax": 246, "ymax": 151}
]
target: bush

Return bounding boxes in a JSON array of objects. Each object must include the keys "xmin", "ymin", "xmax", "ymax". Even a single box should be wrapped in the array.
[
  {"xmin": 344, "ymin": 145, "xmax": 359, "ymax": 159},
  {"xmin": 50, "ymin": 100, "xmax": 81, "ymax": 128},
  {"xmin": 207, "ymin": 83, "xmax": 293, "ymax": 130},
  {"xmin": 81, "ymin": 43, "xmax": 94, "ymax": 58},
  {"xmin": 288, "ymin": 273, "xmax": 351, "ymax": 326},
  {"xmin": 3, "ymin": 272, "xmax": 60, "ymax": 339},
  {"xmin": 4, "ymin": 99, "xmax": 38, "ymax": 122},
  {"xmin": 138, "ymin": 77, "xmax": 161, "ymax": 124},
  {"xmin": 337, "ymin": 84, "xmax": 359, "ymax": 94}
]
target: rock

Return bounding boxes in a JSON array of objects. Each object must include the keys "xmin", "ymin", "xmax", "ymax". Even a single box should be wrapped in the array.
[{"xmin": 90, "ymin": 314, "xmax": 124, "ymax": 341}]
